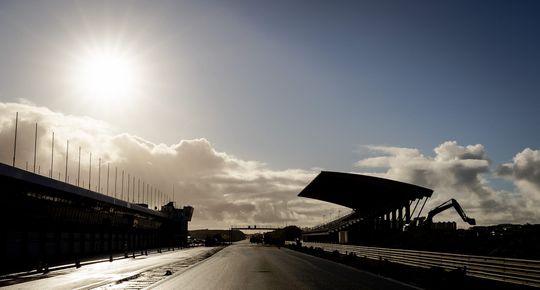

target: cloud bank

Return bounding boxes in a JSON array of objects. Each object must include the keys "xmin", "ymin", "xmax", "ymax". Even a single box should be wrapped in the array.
[
  {"xmin": 0, "ymin": 102, "xmax": 345, "ymax": 229},
  {"xmin": 1, "ymin": 102, "xmax": 539, "ymax": 228},
  {"xmin": 355, "ymin": 142, "xmax": 540, "ymax": 225}
]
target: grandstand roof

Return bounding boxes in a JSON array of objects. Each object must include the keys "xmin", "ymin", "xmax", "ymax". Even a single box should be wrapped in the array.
[{"xmin": 298, "ymin": 171, "xmax": 433, "ymax": 217}]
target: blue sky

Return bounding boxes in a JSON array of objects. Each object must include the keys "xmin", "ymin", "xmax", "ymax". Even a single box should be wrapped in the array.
[
  {"xmin": 1, "ymin": 0, "xmax": 539, "ymax": 171},
  {"xmin": 1, "ymin": 1, "xmax": 540, "ymax": 226},
  {"xmin": 0, "ymin": 1, "xmax": 540, "ymax": 170}
]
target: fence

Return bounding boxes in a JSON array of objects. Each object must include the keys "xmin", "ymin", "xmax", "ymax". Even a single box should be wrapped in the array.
[{"xmin": 292, "ymin": 242, "xmax": 540, "ymax": 288}]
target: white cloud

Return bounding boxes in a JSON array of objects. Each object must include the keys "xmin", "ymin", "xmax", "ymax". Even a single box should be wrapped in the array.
[
  {"xmin": 496, "ymin": 148, "xmax": 540, "ymax": 212},
  {"xmin": 355, "ymin": 141, "xmax": 540, "ymax": 226},
  {"xmin": 0, "ymin": 102, "xmax": 344, "ymax": 229},
  {"xmin": 2, "ymin": 102, "xmax": 537, "ymax": 229},
  {"xmin": 497, "ymin": 148, "xmax": 540, "ymax": 187}
]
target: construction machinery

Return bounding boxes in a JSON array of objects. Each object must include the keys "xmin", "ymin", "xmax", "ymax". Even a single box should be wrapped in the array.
[{"xmin": 408, "ymin": 198, "xmax": 476, "ymax": 229}]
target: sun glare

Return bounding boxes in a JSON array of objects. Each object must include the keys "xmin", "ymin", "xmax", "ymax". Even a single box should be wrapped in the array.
[{"xmin": 72, "ymin": 48, "xmax": 140, "ymax": 107}]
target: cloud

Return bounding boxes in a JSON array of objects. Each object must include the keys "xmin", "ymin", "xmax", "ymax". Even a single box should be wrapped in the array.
[
  {"xmin": 497, "ymin": 148, "xmax": 540, "ymax": 189},
  {"xmin": 2, "ymin": 102, "xmax": 538, "ymax": 229},
  {"xmin": 496, "ymin": 148, "xmax": 540, "ymax": 210},
  {"xmin": 356, "ymin": 141, "xmax": 491, "ymax": 197},
  {"xmin": 355, "ymin": 141, "xmax": 539, "ymax": 226},
  {"xmin": 0, "ymin": 102, "xmax": 345, "ymax": 229}
]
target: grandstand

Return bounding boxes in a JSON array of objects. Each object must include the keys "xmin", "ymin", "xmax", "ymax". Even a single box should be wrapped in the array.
[{"xmin": 299, "ymin": 171, "xmax": 433, "ymax": 244}]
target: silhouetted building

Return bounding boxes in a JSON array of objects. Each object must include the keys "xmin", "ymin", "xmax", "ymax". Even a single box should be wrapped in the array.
[{"xmin": 0, "ymin": 163, "xmax": 193, "ymax": 274}]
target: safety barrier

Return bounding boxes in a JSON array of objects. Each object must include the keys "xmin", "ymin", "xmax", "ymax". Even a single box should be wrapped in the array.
[{"xmin": 291, "ymin": 242, "xmax": 540, "ymax": 288}]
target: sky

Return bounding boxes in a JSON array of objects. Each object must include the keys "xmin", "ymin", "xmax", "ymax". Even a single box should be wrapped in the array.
[{"xmin": 0, "ymin": 0, "xmax": 539, "ymax": 229}]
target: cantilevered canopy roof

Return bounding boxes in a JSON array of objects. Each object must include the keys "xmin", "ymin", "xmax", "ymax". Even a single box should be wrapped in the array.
[{"xmin": 298, "ymin": 171, "xmax": 433, "ymax": 217}]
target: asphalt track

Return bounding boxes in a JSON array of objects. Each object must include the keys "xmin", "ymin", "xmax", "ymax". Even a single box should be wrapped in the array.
[
  {"xmin": 153, "ymin": 242, "xmax": 420, "ymax": 290},
  {"xmin": 1, "ymin": 247, "xmax": 218, "ymax": 289}
]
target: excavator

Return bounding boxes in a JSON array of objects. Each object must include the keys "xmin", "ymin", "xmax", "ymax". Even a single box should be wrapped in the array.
[{"xmin": 408, "ymin": 198, "xmax": 476, "ymax": 229}]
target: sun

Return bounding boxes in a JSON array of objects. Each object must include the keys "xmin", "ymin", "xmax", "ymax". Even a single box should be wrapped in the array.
[
  {"xmin": 72, "ymin": 47, "xmax": 140, "ymax": 107},
  {"xmin": 79, "ymin": 53, "xmax": 133, "ymax": 98}
]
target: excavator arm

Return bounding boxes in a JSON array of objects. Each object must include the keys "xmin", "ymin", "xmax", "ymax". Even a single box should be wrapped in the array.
[{"xmin": 425, "ymin": 198, "xmax": 476, "ymax": 225}]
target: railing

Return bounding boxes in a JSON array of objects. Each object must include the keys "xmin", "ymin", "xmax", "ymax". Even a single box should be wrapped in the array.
[
  {"xmin": 303, "ymin": 210, "xmax": 356, "ymax": 232},
  {"xmin": 291, "ymin": 242, "xmax": 540, "ymax": 288},
  {"xmin": 230, "ymin": 225, "xmax": 281, "ymax": 230}
]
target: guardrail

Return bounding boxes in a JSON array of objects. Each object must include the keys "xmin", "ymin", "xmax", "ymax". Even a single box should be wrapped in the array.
[{"xmin": 289, "ymin": 242, "xmax": 540, "ymax": 288}]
